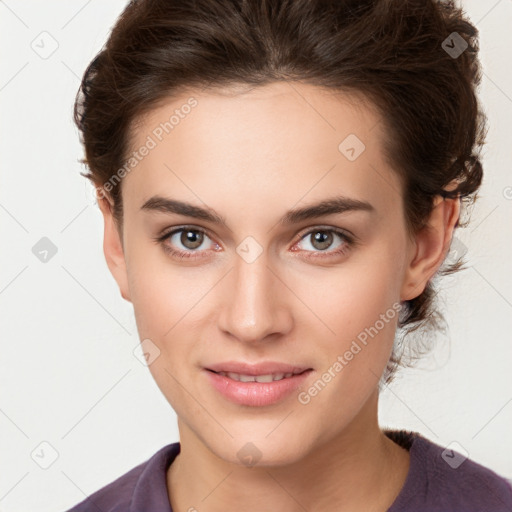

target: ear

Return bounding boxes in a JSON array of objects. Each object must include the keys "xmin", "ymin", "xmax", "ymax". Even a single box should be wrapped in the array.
[
  {"xmin": 400, "ymin": 194, "xmax": 461, "ymax": 301},
  {"xmin": 96, "ymin": 192, "xmax": 132, "ymax": 303}
]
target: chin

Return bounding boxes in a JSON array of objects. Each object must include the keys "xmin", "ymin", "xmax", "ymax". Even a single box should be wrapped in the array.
[{"xmin": 201, "ymin": 425, "xmax": 314, "ymax": 468}]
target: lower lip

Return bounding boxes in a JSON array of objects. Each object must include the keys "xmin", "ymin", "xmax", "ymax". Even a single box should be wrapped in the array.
[{"xmin": 204, "ymin": 369, "xmax": 313, "ymax": 407}]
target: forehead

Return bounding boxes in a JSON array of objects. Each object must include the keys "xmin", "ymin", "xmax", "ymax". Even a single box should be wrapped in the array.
[{"xmin": 122, "ymin": 81, "xmax": 401, "ymax": 218}]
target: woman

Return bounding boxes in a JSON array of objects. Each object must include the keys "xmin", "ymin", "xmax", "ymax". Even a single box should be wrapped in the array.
[{"xmin": 66, "ymin": 0, "xmax": 512, "ymax": 510}]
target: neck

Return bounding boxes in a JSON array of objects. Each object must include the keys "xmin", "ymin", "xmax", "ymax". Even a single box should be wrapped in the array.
[{"xmin": 167, "ymin": 389, "xmax": 410, "ymax": 512}]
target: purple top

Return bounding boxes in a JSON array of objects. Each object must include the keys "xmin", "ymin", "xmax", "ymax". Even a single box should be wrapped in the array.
[{"xmin": 65, "ymin": 429, "xmax": 512, "ymax": 511}]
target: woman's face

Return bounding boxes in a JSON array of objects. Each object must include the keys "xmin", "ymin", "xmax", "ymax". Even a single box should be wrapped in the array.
[{"xmin": 103, "ymin": 82, "xmax": 424, "ymax": 466}]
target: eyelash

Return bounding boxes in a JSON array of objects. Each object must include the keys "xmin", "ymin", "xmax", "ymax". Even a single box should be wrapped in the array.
[{"xmin": 153, "ymin": 225, "xmax": 356, "ymax": 261}]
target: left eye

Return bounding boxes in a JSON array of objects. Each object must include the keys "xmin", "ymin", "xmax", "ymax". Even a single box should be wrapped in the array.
[{"xmin": 295, "ymin": 229, "xmax": 351, "ymax": 253}]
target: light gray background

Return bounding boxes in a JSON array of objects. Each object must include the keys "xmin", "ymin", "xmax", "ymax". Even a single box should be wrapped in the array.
[{"xmin": 1, "ymin": 1, "xmax": 511, "ymax": 511}]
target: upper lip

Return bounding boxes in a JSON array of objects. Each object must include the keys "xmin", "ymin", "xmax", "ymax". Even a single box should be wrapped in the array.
[{"xmin": 205, "ymin": 361, "xmax": 312, "ymax": 376}]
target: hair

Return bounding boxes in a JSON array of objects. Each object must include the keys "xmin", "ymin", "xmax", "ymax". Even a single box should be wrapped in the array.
[{"xmin": 74, "ymin": 0, "xmax": 487, "ymax": 384}]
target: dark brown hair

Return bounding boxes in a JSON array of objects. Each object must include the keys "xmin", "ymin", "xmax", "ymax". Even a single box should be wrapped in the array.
[{"xmin": 74, "ymin": 0, "xmax": 487, "ymax": 383}]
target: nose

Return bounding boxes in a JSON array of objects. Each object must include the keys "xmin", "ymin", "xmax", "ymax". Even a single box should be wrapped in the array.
[{"xmin": 217, "ymin": 249, "xmax": 293, "ymax": 344}]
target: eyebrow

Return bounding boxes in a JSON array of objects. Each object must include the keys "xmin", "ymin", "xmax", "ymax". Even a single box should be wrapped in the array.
[{"xmin": 140, "ymin": 194, "xmax": 376, "ymax": 227}]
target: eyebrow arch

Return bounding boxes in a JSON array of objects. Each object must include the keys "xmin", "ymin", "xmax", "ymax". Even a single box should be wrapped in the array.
[{"xmin": 140, "ymin": 195, "xmax": 376, "ymax": 228}]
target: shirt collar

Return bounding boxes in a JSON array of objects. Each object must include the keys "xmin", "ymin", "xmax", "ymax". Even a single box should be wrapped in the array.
[{"xmin": 129, "ymin": 442, "xmax": 180, "ymax": 512}]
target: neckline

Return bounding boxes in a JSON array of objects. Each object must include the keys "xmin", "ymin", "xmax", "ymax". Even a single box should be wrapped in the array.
[
  {"xmin": 153, "ymin": 429, "xmax": 424, "ymax": 512},
  {"xmin": 383, "ymin": 428, "xmax": 428, "ymax": 511}
]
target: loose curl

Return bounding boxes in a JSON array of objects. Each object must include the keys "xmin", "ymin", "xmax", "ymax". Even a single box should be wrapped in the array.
[{"xmin": 74, "ymin": 0, "xmax": 488, "ymax": 383}]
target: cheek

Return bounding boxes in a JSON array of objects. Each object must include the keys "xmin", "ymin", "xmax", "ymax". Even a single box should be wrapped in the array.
[
  {"xmin": 126, "ymin": 261, "xmax": 203, "ymax": 405},
  {"xmin": 295, "ymin": 259, "xmax": 403, "ymax": 429},
  {"xmin": 125, "ymin": 244, "xmax": 183, "ymax": 348},
  {"xmin": 126, "ymin": 244, "xmax": 218, "ymax": 362},
  {"xmin": 129, "ymin": 272, "xmax": 199, "ymax": 345},
  {"xmin": 295, "ymin": 253, "xmax": 402, "ymax": 338},
  {"xmin": 293, "ymin": 247, "xmax": 404, "ymax": 397}
]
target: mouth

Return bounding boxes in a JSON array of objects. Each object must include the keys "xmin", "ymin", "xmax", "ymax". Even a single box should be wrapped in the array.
[{"xmin": 203, "ymin": 362, "xmax": 314, "ymax": 406}]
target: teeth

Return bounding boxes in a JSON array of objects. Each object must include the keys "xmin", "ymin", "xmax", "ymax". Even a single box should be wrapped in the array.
[{"xmin": 217, "ymin": 371, "xmax": 297, "ymax": 382}]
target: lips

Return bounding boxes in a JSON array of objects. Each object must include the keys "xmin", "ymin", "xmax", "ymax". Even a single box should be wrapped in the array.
[{"xmin": 204, "ymin": 361, "xmax": 314, "ymax": 406}]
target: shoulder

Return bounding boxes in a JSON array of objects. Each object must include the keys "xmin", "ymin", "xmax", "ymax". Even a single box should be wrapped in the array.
[
  {"xmin": 386, "ymin": 429, "xmax": 512, "ymax": 512},
  {"xmin": 63, "ymin": 442, "xmax": 180, "ymax": 512}
]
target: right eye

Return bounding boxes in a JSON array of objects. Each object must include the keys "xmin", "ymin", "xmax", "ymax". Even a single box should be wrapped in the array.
[{"xmin": 155, "ymin": 226, "xmax": 221, "ymax": 260}]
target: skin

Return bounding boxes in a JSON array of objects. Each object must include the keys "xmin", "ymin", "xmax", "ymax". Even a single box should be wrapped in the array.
[{"xmin": 97, "ymin": 81, "xmax": 460, "ymax": 511}]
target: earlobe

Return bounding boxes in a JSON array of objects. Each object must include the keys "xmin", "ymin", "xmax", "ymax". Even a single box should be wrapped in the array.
[
  {"xmin": 97, "ymin": 195, "xmax": 132, "ymax": 303},
  {"xmin": 400, "ymin": 195, "xmax": 461, "ymax": 301}
]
